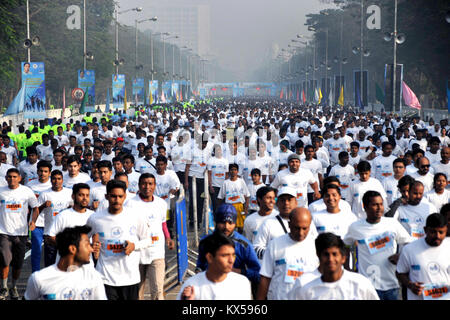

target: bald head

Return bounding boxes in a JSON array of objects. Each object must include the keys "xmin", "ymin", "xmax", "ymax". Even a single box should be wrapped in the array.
[{"xmin": 288, "ymin": 208, "xmax": 312, "ymax": 242}]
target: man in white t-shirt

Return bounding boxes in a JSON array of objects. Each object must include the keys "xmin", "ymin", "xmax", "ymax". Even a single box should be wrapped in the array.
[
  {"xmin": 293, "ymin": 232, "xmax": 379, "ymax": 300},
  {"xmin": 177, "ymin": 232, "xmax": 252, "ymax": 300},
  {"xmin": 271, "ymin": 153, "xmax": 320, "ymax": 208},
  {"xmin": 431, "ymin": 147, "xmax": 450, "ymax": 180},
  {"xmin": 256, "ymin": 207, "xmax": 319, "ymax": 300},
  {"xmin": 396, "ymin": 213, "xmax": 450, "ymax": 300},
  {"xmin": 87, "ymin": 180, "xmax": 152, "ymax": 300},
  {"xmin": 394, "ymin": 181, "xmax": 438, "ymax": 240},
  {"xmin": 344, "ymin": 190, "xmax": 414, "ymax": 300},
  {"xmin": 24, "ymin": 225, "xmax": 107, "ymax": 300},
  {"xmin": 243, "ymin": 186, "xmax": 279, "ymax": 244},
  {"xmin": 32, "ymin": 170, "xmax": 72, "ymax": 268},
  {"xmin": 63, "ymin": 155, "xmax": 91, "ymax": 188},
  {"xmin": 127, "ymin": 173, "xmax": 175, "ymax": 300},
  {"xmin": 328, "ymin": 151, "xmax": 355, "ymax": 201},
  {"xmin": 349, "ymin": 161, "xmax": 388, "ymax": 219},
  {"xmin": 372, "ymin": 141, "xmax": 397, "ymax": 182},
  {"xmin": 411, "ymin": 157, "xmax": 434, "ymax": 193},
  {"xmin": 47, "ymin": 183, "xmax": 95, "ymax": 265},
  {"xmin": 0, "ymin": 168, "xmax": 39, "ymax": 300}
]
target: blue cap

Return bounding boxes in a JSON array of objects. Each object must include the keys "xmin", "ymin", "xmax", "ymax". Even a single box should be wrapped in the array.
[{"xmin": 214, "ymin": 204, "xmax": 237, "ymax": 224}]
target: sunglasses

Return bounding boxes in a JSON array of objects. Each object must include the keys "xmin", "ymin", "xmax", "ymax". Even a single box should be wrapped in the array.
[{"xmin": 420, "ymin": 165, "xmax": 430, "ymax": 168}]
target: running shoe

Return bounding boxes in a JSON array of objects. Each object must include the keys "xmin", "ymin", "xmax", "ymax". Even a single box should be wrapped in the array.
[
  {"xmin": 9, "ymin": 286, "xmax": 19, "ymax": 300},
  {"xmin": 0, "ymin": 288, "xmax": 9, "ymax": 300}
]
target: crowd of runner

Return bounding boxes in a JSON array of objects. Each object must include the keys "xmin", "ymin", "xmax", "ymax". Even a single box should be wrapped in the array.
[{"xmin": 0, "ymin": 97, "xmax": 448, "ymax": 300}]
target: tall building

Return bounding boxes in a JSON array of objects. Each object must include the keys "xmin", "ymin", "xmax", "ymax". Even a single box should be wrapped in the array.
[{"xmin": 141, "ymin": 0, "xmax": 211, "ymax": 57}]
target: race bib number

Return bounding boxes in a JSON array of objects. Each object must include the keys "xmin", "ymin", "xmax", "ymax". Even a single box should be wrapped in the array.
[
  {"xmin": 410, "ymin": 224, "xmax": 425, "ymax": 239},
  {"xmin": 364, "ymin": 232, "xmax": 394, "ymax": 255},
  {"xmin": 423, "ymin": 283, "xmax": 449, "ymax": 300},
  {"xmin": 284, "ymin": 264, "xmax": 304, "ymax": 284},
  {"xmin": 4, "ymin": 200, "xmax": 22, "ymax": 214},
  {"xmin": 104, "ymin": 239, "xmax": 125, "ymax": 257}
]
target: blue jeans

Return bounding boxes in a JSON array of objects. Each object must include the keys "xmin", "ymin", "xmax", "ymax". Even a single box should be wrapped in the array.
[
  {"xmin": 376, "ymin": 288, "xmax": 401, "ymax": 300},
  {"xmin": 31, "ymin": 227, "xmax": 44, "ymax": 273}
]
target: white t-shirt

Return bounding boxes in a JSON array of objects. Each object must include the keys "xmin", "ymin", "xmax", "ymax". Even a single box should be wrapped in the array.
[
  {"xmin": 296, "ymin": 269, "xmax": 380, "ymax": 300},
  {"xmin": 28, "ymin": 179, "xmax": 52, "ymax": 228},
  {"xmin": 154, "ymin": 170, "xmax": 181, "ymax": 205},
  {"xmin": 432, "ymin": 161, "xmax": 450, "ymax": 180},
  {"xmin": 372, "ymin": 155, "xmax": 396, "ymax": 182},
  {"xmin": 188, "ymin": 147, "xmax": 211, "ymax": 178},
  {"xmin": 207, "ymin": 157, "xmax": 229, "ymax": 188},
  {"xmin": 86, "ymin": 208, "xmax": 152, "ymax": 286},
  {"xmin": 301, "ymin": 159, "xmax": 323, "ymax": 193},
  {"xmin": 247, "ymin": 182, "xmax": 265, "ymax": 212},
  {"xmin": 343, "ymin": 217, "xmax": 414, "ymax": 290},
  {"xmin": 48, "ymin": 208, "xmax": 95, "ymax": 237},
  {"xmin": 126, "ymin": 194, "xmax": 168, "ymax": 264},
  {"xmin": 382, "ymin": 176, "xmax": 402, "ymax": 206},
  {"xmin": 410, "ymin": 172, "xmax": 434, "ymax": 194},
  {"xmin": 24, "ymin": 264, "xmax": 107, "ymax": 300},
  {"xmin": 241, "ymin": 157, "xmax": 263, "ymax": 186},
  {"xmin": 260, "ymin": 233, "xmax": 319, "ymax": 300},
  {"xmin": 271, "ymin": 168, "xmax": 316, "ymax": 208},
  {"xmin": 37, "ymin": 188, "xmax": 73, "ymax": 234},
  {"xmin": 349, "ymin": 178, "xmax": 388, "ymax": 219},
  {"xmin": 312, "ymin": 208, "xmax": 357, "ymax": 239},
  {"xmin": 217, "ymin": 178, "xmax": 250, "ymax": 204},
  {"xmin": 176, "ymin": 271, "xmax": 252, "ymax": 300},
  {"xmin": 18, "ymin": 160, "xmax": 38, "ymax": 185},
  {"xmin": 424, "ymin": 189, "xmax": 450, "ymax": 211},
  {"xmin": 308, "ymin": 198, "xmax": 351, "ymax": 214},
  {"xmin": 328, "ymin": 164, "xmax": 355, "ymax": 200},
  {"xmin": 243, "ymin": 209, "xmax": 279, "ymax": 244},
  {"xmin": 62, "ymin": 172, "xmax": 91, "ymax": 188},
  {"xmin": 394, "ymin": 200, "xmax": 438, "ymax": 239},
  {"xmin": 0, "ymin": 185, "xmax": 38, "ymax": 236},
  {"xmin": 135, "ymin": 157, "xmax": 157, "ymax": 175},
  {"xmin": 397, "ymin": 237, "xmax": 450, "ymax": 300}
]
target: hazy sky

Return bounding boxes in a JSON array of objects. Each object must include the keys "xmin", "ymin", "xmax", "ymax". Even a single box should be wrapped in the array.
[{"xmin": 119, "ymin": 0, "xmax": 334, "ymax": 80}]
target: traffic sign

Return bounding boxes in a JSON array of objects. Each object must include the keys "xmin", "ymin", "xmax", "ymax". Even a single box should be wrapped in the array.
[{"xmin": 71, "ymin": 87, "xmax": 84, "ymax": 101}]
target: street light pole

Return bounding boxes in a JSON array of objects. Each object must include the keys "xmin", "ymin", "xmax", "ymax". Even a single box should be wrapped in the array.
[
  {"xmin": 26, "ymin": 0, "xmax": 30, "ymax": 62},
  {"xmin": 83, "ymin": 0, "xmax": 86, "ymax": 71},
  {"xmin": 393, "ymin": 0, "xmax": 398, "ymax": 114}
]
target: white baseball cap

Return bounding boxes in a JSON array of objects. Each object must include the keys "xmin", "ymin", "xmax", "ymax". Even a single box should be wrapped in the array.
[{"xmin": 277, "ymin": 186, "xmax": 297, "ymax": 198}]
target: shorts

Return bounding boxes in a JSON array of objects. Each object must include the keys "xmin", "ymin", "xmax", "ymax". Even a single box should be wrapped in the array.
[
  {"xmin": 0, "ymin": 234, "xmax": 27, "ymax": 269},
  {"xmin": 232, "ymin": 203, "xmax": 245, "ymax": 228}
]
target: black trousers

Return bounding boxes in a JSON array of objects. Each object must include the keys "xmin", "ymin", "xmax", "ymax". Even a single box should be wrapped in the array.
[
  {"xmin": 104, "ymin": 283, "xmax": 139, "ymax": 300},
  {"xmin": 209, "ymin": 186, "xmax": 221, "ymax": 214},
  {"xmin": 188, "ymin": 176, "xmax": 204, "ymax": 225}
]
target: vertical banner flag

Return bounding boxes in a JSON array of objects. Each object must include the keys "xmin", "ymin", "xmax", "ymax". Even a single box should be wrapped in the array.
[
  {"xmin": 123, "ymin": 87, "xmax": 128, "ymax": 111},
  {"xmin": 78, "ymin": 70, "xmax": 95, "ymax": 112},
  {"xmin": 61, "ymin": 86, "xmax": 66, "ymax": 121},
  {"xmin": 105, "ymin": 87, "xmax": 110, "ymax": 113},
  {"xmin": 338, "ymin": 85, "xmax": 344, "ymax": 106},
  {"xmin": 112, "ymin": 74, "xmax": 125, "ymax": 109},
  {"xmin": 172, "ymin": 81, "xmax": 180, "ymax": 102},
  {"xmin": 4, "ymin": 84, "xmax": 26, "ymax": 116},
  {"xmin": 401, "ymin": 81, "xmax": 421, "ymax": 110},
  {"xmin": 149, "ymin": 80, "xmax": 158, "ymax": 104},
  {"xmin": 132, "ymin": 78, "xmax": 144, "ymax": 105},
  {"xmin": 162, "ymin": 81, "xmax": 172, "ymax": 102},
  {"xmin": 334, "ymin": 75, "xmax": 345, "ymax": 105},
  {"xmin": 447, "ymin": 80, "xmax": 450, "ymax": 114},
  {"xmin": 22, "ymin": 62, "xmax": 46, "ymax": 119},
  {"xmin": 354, "ymin": 70, "xmax": 368, "ymax": 108}
]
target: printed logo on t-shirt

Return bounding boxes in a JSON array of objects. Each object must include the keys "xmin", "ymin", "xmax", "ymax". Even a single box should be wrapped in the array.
[
  {"xmin": 423, "ymin": 283, "xmax": 449, "ymax": 300},
  {"xmin": 80, "ymin": 288, "xmax": 93, "ymax": 300},
  {"xmin": 111, "ymin": 226, "xmax": 123, "ymax": 238},
  {"xmin": 61, "ymin": 287, "xmax": 76, "ymax": 300},
  {"xmin": 427, "ymin": 262, "xmax": 441, "ymax": 275}
]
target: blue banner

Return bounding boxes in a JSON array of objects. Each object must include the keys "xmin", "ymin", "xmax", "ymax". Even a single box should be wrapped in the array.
[
  {"xmin": 175, "ymin": 199, "xmax": 188, "ymax": 283},
  {"xmin": 172, "ymin": 81, "xmax": 179, "ymax": 101},
  {"xmin": 132, "ymin": 78, "xmax": 144, "ymax": 105},
  {"xmin": 78, "ymin": 69, "xmax": 95, "ymax": 113},
  {"xmin": 22, "ymin": 62, "xmax": 46, "ymax": 119},
  {"xmin": 149, "ymin": 80, "xmax": 158, "ymax": 104},
  {"xmin": 112, "ymin": 74, "xmax": 125, "ymax": 109},
  {"xmin": 162, "ymin": 81, "xmax": 172, "ymax": 103}
]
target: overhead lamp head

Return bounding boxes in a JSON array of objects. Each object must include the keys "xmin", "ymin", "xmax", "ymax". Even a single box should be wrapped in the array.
[
  {"xmin": 395, "ymin": 33, "xmax": 406, "ymax": 44},
  {"xmin": 327, "ymin": 65, "xmax": 332, "ymax": 70},
  {"xmin": 383, "ymin": 32, "xmax": 392, "ymax": 42},
  {"xmin": 23, "ymin": 38, "xmax": 32, "ymax": 49},
  {"xmin": 136, "ymin": 7, "xmax": 143, "ymax": 12},
  {"xmin": 333, "ymin": 56, "xmax": 339, "ymax": 63},
  {"xmin": 119, "ymin": 58, "xmax": 125, "ymax": 65},
  {"xmin": 113, "ymin": 60, "xmax": 119, "ymax": 66},
  {"xmin": 446, "ymin": 10, "xmax": 450, "ymax": 23},
  {"xmin": 151, "ymin": 16, "xmax": 158, "ymax": 21},
  {"xmin": 342, "ymin": 57, "xmax": 348, "ymax": 64},
  {"xmin": 363, "ymin": 49, "xmax": 371, "ymax": 57},
  {"xmin": 352, "ymin": 46, "xmax": 359, "ymax": 54},
  {"xmin": 32, "ymin": 36, "xmax": 40, "ymax": 46}
]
